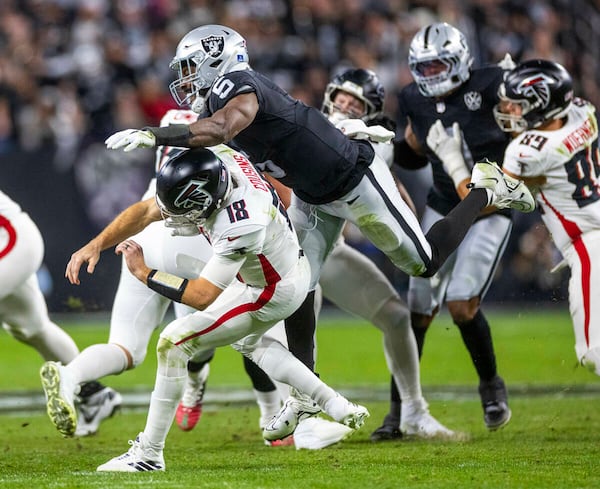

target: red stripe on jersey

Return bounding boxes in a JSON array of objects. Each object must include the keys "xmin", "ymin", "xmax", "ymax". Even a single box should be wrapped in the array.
[
  {"xmin": 540, "ymin": 193, "xmax": 591, "ymax": 345},
  {"xmin": 258, "ymin": 254, "xmax": 282, "ymax": 285},
  {"xmin": 0, "ymin": 215, "xmax": 17, "ymax": 259},
  {"xmin": 540, "ymin": 192, "xmax": 582, "ymax": 241},
  {"xmin": 175, "ymin": 254, "xmax": 282, "ymax": 346}
]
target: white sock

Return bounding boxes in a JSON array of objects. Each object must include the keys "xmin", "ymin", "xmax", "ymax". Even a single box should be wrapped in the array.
[
  {"xmin": 254, "ymin": 389, "xmax": 282, "ymax": 428},
  {"xmin": 251, "ymin": 340, "xmax": 336, "ymax": 407},
  {"xmin": 373, "ymin": 298, "xmax": 422, "ymax": 402},
  {"xmin": 143, "ymin": 373, "xmax": 186, "ymax": 449},
  {"xmin": 66, "ymin": 343, "xmax": 128, "ymax": 385}
]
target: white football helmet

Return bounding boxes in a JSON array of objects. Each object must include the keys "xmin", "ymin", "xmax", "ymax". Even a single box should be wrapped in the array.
[
  {"xmin": 169, "ymin": 24, "xmax": 250, "ymax": 113},
  {"xmin": 408, "ymin": 22, "xmax": 473, "ymax": 98}
]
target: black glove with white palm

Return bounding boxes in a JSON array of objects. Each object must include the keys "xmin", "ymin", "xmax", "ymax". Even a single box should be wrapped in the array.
[{"xmin": 426, "ymin": 119, "xmax": 471, "ymax": 188}]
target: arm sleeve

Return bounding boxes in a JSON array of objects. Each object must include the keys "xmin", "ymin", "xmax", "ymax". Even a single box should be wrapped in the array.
[
  {"xmin": 200, "ymin": 253, "xmax": 246, "ymax": 289},
  {"xmin": 393, "ymin": 139, "xmax": 429, "ymax": 169}
]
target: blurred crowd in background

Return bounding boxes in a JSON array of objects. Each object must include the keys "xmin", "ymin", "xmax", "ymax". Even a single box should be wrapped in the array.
[{"xmin": 1, "ymin": 0, "xmax": 587, "ymax": 311}]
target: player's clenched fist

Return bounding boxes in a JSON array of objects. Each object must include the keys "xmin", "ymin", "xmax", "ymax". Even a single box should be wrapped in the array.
[{"xmin": 105, "ymin": 129, "xmax": 156, "ymax": 152}]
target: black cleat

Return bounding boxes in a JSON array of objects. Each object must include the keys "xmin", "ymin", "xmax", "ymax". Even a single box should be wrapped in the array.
[
  {"xmin": 479, "ymin": 375, "xmax": 512, "ymax": 431},
  {"xmin": 370, "ymin": 418, "xmax": 403, "ymax": 442}
]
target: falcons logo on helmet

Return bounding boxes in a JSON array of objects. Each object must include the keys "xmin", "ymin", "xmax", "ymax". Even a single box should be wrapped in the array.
[
  {"xmin": 518, "ymin": 74, "xmax": 554, "ymax": 109},
  {"xmin": 174, "ymin": 180, "xmax": 212, "ymax": 210}
]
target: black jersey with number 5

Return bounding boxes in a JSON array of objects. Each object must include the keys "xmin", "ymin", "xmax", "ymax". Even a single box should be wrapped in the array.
[
  {"xmin": 398, "ymin": 65, "xmax": 511, "ymax": 215},
  {"xmin": 204, "ymin": 69, "xmax": 374, "ymax": 205}
]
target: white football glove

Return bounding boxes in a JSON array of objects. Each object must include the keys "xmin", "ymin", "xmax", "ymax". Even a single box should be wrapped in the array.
[
  {"xmin": 336, "ymin": 119, "xmax": 395, "ymax": 143},
  {"xmin": 105, "ymin": 129, "xmax": 156, "ymax": 152},
  {"xmin": 498, "ymin": 53, "xmax": 516, "ymax": 70},
  {"xmin": 426, "ymin": 119, "xmax": 470, "ymax": 187},
  {"xmin": 164, "ymin": 216, "xmax": 200, "ymax": 237}
]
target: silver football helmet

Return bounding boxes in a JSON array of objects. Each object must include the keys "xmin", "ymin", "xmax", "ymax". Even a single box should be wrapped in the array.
[
  {"xmin": 408, "ymin": 22, "xmax": 473, "ymax": 98},
  {"xmin": 169, "ymin": 24, "xmax": 250, "ymax": 113}
]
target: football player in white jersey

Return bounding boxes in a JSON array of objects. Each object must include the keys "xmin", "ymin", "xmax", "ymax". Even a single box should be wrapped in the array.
[
  {"xmin": 39, "ymin": 109, "xmax": 215, "ymax": 439},
  {"xmin": 55, "ymin": 144, "xmax": 369, "ymax": 471},
  {"xmin": 494, "ymin": 59, "xmax": 600, "ymax": 376},
  {"xmin": 0, "ymin": 189, "xmax": 121, "ymax": 435}
]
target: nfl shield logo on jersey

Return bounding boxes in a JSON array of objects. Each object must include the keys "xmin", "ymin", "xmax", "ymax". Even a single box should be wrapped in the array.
[
  {"xmin": 202, "ymin": 36, "xmax": 225, "ymax": 58},
  {"xmin": 463, "ymin": 91, "xmax": 482, "ymax": 111}
]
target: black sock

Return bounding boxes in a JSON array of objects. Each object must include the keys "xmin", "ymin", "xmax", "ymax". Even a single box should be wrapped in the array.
[
  {"xmin": 456, "ymin": 309, "xmax": 497, "ymax": 382},
  {"xmin": 423, "ymin": 189, "xmax": 488, "ymax": 276},
  {"xmin": 78, "ymin": 381, "xmax": 105, "ymax": 398},
  {"xmin": 381, "ymin": 377, "xmax": 401, "ymax": 427},
  {"xmin": 284, "ymin": 290, "xmax": 316, "ymax": 371},
  {"xmin": 187, "ymin": 350, "xmax": 215, "ymax": 373},
  {"xmin": 243, "ymin": 355, "xmax": 277, "ymax": 392}
]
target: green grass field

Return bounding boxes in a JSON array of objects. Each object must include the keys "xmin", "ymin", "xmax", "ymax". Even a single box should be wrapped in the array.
[{"xmin": 1, "ymin": 307, "xmax": 599, "ymax": 488}]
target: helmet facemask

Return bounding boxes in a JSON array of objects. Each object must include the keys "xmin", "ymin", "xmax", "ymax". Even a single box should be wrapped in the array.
[{"xmin": 169, "ymin": 53, "xmax": 214, "ymax": 113}]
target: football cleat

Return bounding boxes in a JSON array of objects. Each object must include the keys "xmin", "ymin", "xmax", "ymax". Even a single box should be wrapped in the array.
[
  {"xmin": 75, "ymin": 387, "xmax": 123, "ymax": 437},
  {"xmin": 468, "ymin": 159, "xmax": 535, "ymax": 212},
  {"xmin": 176, "ymin": 364, "xmax": 209, "ymax": 431},
  {"xmin": 263, "ymin": 389, "xmax": 321, "ymax": 441},
  {"xmin": 264, "ymin": 435, "xmax": 295, "ymax": 447},
  {"xmin": 479, "ymin": 375, "xmax": 512, "ymax": 431},
  {"xmin": 293, "ymin": 417, "xmax": 354, "ymax": 450},
  {"xmin": 322, "ymin": 394, "xmax": 370, "ymax": 430},
  {"xmin": 400, "ymin": 399, "xmax": 459, "ymax": 439},
  {"xmin": 40, "ymin": 361, "xmax": 78, "ymax": 437},
  {"xmin": 370, "ymin": 415, "xmax": 403, "ymax": 442},
  {"xmin": 97, "ymin": 433, "xmax": 165, "ymax": 472}
]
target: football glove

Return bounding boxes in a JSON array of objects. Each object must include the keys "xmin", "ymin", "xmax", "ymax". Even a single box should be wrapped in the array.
[
  {"xmin": 335, "ymin": 119, "xmax": 395, "ymax": 143},
  {"xmin": 105, "ymin": 129, "xmax": 156, "ymax": 152},
  {"xmin": 426, "ymin": 119, "xmax": 470, "ymax": 188},
  {"xmin": 497, "ymin": 53, "xmax": 516, "ymax": 70}
]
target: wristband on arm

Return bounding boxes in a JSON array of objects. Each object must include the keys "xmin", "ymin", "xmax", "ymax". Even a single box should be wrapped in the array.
[
  {"xmin": 144, "ymin": 124, "xmax": 191, "ymax": 147},
  {"xmin": 147, "ymin": 269, "xmax": 189, "ymax": 303}
]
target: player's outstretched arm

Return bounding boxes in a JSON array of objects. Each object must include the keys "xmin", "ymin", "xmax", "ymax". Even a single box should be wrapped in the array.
[
  {"xmin": 65, "ymin": 198, "xmax": 162, "ymax": 285},
  {"xmin": 105, "ymin": 93, "xmax": 259, "ymax": 151}
]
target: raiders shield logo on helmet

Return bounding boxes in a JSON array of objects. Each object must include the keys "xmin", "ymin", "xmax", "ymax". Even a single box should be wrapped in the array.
[{"xmin": 201, "ymin": 36, "xmax": 225, "ymax": 58}]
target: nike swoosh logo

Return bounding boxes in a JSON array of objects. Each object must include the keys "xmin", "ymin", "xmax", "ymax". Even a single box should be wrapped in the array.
[
  {"xmin": 227, "ymin": 236, "xmax": 241, "ymax": 241},
  {"xmin": 347, "ymin": 196, "xmax": 360, "ymax": 205}
]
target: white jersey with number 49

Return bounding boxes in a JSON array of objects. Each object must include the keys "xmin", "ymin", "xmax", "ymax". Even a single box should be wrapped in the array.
[{"xmin": 503, "ymin": 98, "xmax": 600, "ymax": 252}]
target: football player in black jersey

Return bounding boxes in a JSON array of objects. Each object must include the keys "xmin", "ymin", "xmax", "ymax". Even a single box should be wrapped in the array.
[
  {"xmin": 371, "ymin": 22, "xmax": 516, "ymax": 441},
  {"xmin": 105, "ymin": 24, "xmax": 534, "ymax": 439}
]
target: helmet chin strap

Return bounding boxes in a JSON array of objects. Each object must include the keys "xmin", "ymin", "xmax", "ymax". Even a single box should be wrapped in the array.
[{"xmin": 191, "ymin": 96, "xmax": 206, "ymax": 113}]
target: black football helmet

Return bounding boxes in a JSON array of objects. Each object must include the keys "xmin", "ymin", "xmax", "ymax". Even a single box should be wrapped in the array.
[
  {"xmin": 322, "ymin": 68, "xmax": 385, "ymax": 123},
  {"xmin": 494, "ymin": 59, "xmax": 574, "ymax": 133},
  {"xmin": 156, "ymin": 147, "xmax": 231, "ymax": 222}
]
